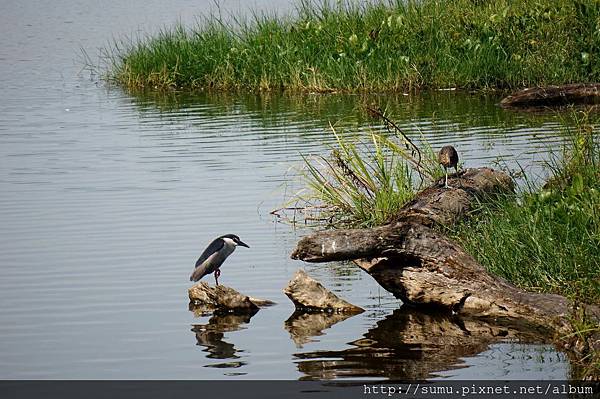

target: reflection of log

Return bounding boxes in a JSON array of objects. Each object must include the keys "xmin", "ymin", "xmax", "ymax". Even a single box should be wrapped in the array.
[
  {"xmin": 284, "ymin": 269, "xmax": 364, "ymax": 313},
  {"xmin": 500, "ymin": 83, "xmax": 600, "ymax": 108},
  {"xmin": 188, "ymin": 282, "xmax": 275, "ymax": 314},
  {"xmin": 295, "ymin": 307, "xmax": 556, "ymax": 380},
  {"xmin": 291, "ymin": 168, "xmax": 580, "ymax": 333},
  {"xmin": 285, "ymin": 310, "xmax": 358, "ymax": 348}
]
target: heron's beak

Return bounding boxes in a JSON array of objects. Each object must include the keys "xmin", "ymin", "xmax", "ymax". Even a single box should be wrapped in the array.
[{"xmin": 238, "ymin": 240, "xmax": 250, "ymax": 248}]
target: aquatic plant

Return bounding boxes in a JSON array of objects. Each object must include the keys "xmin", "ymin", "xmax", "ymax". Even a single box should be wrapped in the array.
[{"xmin": 105, "ymin": 0, "xmax": 600, "ymax": 92}]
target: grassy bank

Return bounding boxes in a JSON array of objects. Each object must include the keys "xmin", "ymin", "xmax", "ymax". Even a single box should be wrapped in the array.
[
  {"xmin": 106, "ymin": 0, "xmax": 600, "ymax": 92},
  {"xmin": 450, "ymin": 122, "xmax": 599, "ymax": 304}
]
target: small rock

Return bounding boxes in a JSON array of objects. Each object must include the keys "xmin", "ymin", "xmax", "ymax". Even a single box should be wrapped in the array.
[
  {"xmin": 188, "ymin": 282, "xmax": 275, "ymax": 314},
  {"xmin": 283, "ymin": 269, "xmax": 364, "ymax": 313}
]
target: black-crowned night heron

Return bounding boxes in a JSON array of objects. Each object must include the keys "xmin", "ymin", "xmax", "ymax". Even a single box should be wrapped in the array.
[
  {"xmin": 438, "ymin": 145, "xmax": 459, "ymax": 189},
  {"xmin": 190, "ymin": 234, "xmax": 249, "ymax": 286}
]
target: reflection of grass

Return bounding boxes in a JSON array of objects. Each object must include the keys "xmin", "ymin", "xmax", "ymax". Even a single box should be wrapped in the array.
[
  {"xmin": 105, "ymin": 0, "xmax": 600, "ymax": 92},
  {"xmin": 124, "ymin": 90, "xmax": 553, "ymax": 133}
]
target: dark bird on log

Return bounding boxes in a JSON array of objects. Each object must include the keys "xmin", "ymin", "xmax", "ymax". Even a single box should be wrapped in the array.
[
  {"xmin": 190, "ymin": 234, "xmax": 249, "ymax": 285},
  {"xmin": 438, "ymin": 145, "xmax": 459, "ymax": 189}
]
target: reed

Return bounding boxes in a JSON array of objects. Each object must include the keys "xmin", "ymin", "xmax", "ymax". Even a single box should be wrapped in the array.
[
  {"xmin": 105, "ymin": 0, "xmax": 600, "ymax": 92},
  {"xmin": 294, "ymin": 127, "xmax": 415, "ymax": 227}
]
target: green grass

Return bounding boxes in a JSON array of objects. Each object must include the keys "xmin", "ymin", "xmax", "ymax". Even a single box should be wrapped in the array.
[
  {"xmin": 105, "ymin": 0, "xmax": 600, "ymax": 92},
  {"xmin": 287, "ymin": 109, "xmax": 443, "ymax": 227},
  {"xmin": 449, "ymin": 113, "xmax": 600, "ymax": 304}
]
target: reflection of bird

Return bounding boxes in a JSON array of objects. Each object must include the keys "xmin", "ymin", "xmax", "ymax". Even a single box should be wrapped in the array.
[
  {"xmin": 438, "ymin": 145, "xmax": 459, "ymax": 189},
  {"xmin": 190, "ymin": 234, "xmax": 249, "ymax": 285},
  {"xmin": 192, "ymin": 312, "xmax": 256, "ymax": 360}
]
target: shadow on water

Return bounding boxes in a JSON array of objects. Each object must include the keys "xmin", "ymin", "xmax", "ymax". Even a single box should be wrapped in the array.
[
  {"xmin": 191, "ymin": 308, "xmax": 259, "ymax": 370},
  {"xmin": 292, "ymin": 307, "xmax": 554, "ymax": 381}
]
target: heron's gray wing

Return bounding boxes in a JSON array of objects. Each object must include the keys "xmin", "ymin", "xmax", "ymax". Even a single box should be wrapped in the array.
[
  {"xmin": 190, "ymin": 238, "xmax": 225, "ymax": 281},
  {"xmin": 195, "ymin": 238, "xmax": 224, "ymax": 268}
]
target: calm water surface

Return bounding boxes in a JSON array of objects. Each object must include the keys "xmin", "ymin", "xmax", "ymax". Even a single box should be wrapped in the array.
[{"xmin": 0, "ymin": 0, "xmax": 571, "ymax": 379}]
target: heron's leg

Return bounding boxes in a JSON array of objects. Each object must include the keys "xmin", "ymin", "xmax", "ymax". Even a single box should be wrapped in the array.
[
  {"xmin": 214, "ymin": 269, "xmax": 221, "ymax": 286},
  {"xmin": 444, "ymin": 168, "xmax": 451, "ymax": 189}
]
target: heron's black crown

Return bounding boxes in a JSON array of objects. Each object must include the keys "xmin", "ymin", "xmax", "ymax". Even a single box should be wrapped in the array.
[{"xmin": 219, "ymin": 234, "xmax": 250, "ymax": 248}]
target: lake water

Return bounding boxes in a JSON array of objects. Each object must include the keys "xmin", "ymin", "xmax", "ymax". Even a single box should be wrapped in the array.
[{"xmin": 0, "ymin": 0, "xmax": 571, "ymax": 379}]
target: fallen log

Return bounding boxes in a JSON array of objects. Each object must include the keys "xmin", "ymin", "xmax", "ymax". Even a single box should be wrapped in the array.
[
  {"xmin": 292, "ymin": 167, "xmax": 514, "ymax": 262},
  {"xmin": 290, "ymin": 167, "xmax": 591, "ymax": 334},
  {"xmin": 284, "ymin": 269, "xmax": 364, "ymax": 313},
  {"xmin": 397, "ymin": 167, "xmax": 514, "ymax": 227},
  {"xmin": 188, "ymin": 282, "xmax": 275, "ymax": 314},
  {"xmin": 500, "ymin": 83, "xmax": 600, "ymax": 108},
  {"xmin": 293, "ymin": 220, "xmax": 572, "ymax": 332}
]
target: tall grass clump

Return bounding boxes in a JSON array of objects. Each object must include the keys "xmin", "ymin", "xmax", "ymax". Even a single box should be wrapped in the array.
[
  {"xmin": 105, "ymin": 0, "xmax": 600, "ymax": 92},
  {"xmin": 450, "ymin": 113, "xmax": 600, "ymax": 304},
  {"xmin": 287, "ymin": 113, "xmax": 442, "ymax": 227}
]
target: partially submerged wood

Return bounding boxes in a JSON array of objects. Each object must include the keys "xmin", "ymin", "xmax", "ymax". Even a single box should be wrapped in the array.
[
  {"xmin": 284, "ymin": 269, "xmax": 364, "ymax": 313},
  {"xmin": 294, "ymin": 221, "xmax": 571, "ymax": 332},
  {"xmin": 291, "ymin": 167, "xmax": 593, "ymax": 334},
  {"xmin": 501, "ymin": 83, "xmax": 600, "ymax": 108},
  {"xmin": 188, "ymin": 282, "xmax": 275, "ymax": 314}
]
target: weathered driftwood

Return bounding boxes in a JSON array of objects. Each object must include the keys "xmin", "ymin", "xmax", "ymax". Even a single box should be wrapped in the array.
[
  {"xmin": 398, "ymin": 167, "xmax": 514, "ymax": 226},
  {"xmin": 188, "ymin": 282, "xmax": 275, "ymax": 314},
  {"xmin": 284, "ymin": 269, "xmax": 364, "ymax": 313},
  {"xmin": 291, "ymin": 167, "xmax": 583, "ymax": 333},
  {"xmin": 500, "ymin": 83, "xmax": 600, "ymax": 108}
]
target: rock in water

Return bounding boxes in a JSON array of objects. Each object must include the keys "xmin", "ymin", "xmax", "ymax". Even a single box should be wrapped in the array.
[
  {"xmin": 188, "ymin": 282, "xmax": 275, "ymax": 314},
  {"xmin": 283, "ymin": 269, "xmax": 363, "ymax": 313}
]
